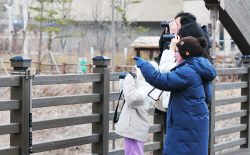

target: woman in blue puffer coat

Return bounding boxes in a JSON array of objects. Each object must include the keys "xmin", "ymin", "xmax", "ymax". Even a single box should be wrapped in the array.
[{"xmin": 133, "ymin": 35, "xmax": 216, "ymax": 155}]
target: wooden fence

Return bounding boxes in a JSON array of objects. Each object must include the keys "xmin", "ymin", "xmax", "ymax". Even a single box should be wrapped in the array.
[
  {"xmin": 0, "ymin": 56, "xmax": 250, "ymax": 155},
  {"xmin": 1, "ymin": 61, "xmax": 93, "ymax": 74},
  {"xmin": 1, "ymin": 62, "xmax": 134, "ymax": 75},
  {"xmin": 209, "ymin": 66, "xmax": 250, "ymax": 155},
  {"xmin": 0, "ymin": 56, "xmax": 164, "ymax": 155}
]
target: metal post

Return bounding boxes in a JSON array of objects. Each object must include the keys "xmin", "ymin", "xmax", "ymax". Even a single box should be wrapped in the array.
[
  {"xmin": 210, "ymin": 6, "xmax": 219, "ymax": 57},
  {"xmin": 209, "ymin": 56, "xmax": 216, "ymax": 155},
  {"xmin": 92, "ymin": 56, "xmax": 110, "ymax": 155},
  {"xmin": 122, "ymin": 48, "xmax": 127, "ymax": 72},
  {"xmin": 4, "ymin": 2, "xmax": 14, "ymax": 53},
  {"xmin": 240, "ymin": 55, "xmax": 250, "ymax": 148},
  {"xmin": 23, "ymin": 0, "xmax": 29, "ymax": 55},
  {"xmin": 111, "ymin": 0, "xmax": 116, "ymax": 149},
  {"xmin": 10, "ymin": 56, "xmax": 33, "ymax": 155}
]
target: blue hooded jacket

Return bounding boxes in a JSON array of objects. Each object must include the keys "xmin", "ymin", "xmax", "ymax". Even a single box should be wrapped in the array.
[{"xmin": 139, "ymin": 57, "xmax": 216, "ymax": 155}]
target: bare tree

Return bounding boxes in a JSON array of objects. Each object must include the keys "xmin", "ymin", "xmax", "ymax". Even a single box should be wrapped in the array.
[
  {"xmin": 114, "ymin": 0, "xmax": 149, "ymax": 51},
  {"xmin": 89, "ymin": 0, "xmax": 111, "ymax": 56}
]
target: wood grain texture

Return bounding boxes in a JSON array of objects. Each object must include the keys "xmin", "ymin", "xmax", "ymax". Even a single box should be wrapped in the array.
[
  {"xmin": 214, "ymin": 138, "xmax": 246, "ymax": 152},
  {"xmin": 0, "ymin": 123, "xmax": 19, "ymax": 135},
  {"xmin": 32, "ymin": 74, "xmax": 101, "ymax": 85},
  {"xmin": 32, "ymin": 94, "xmax": 101, "ymax": 108},
  {"xmin": 0, "ymin": 100, "xmax": 20, "ymax": 111},
  {"xmin": 33, "ymin": 114, "xmax": 100, "ymax": 131},
  {"xmin": 32, "ymin": 134, "xmax": 100, "ymax": 153},
  {"xmin": 0, "ymin": 146, "xmax": 19, "ymax": 155}
]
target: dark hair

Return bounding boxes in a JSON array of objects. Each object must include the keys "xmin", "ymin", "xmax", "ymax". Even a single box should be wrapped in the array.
[
  {"xmin": 175, "ymin": 11, "xmax": 196, "ymax": 26},
  {"xmin": 176, "ymin": 36, "xmax": 207, "ymax": 60},
  {"xmin": 178, "ymin": 22, "xmax": 210, "ymax": 59}
]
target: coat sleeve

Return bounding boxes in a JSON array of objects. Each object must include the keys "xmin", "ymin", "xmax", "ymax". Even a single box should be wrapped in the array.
[
  {"xmin": 159, "ymin": 49, "xmax": 176, "ymax": 73},
  {"xmin": 140, "ymin": 62, "xmax": 193, "ymax": 91},
  {"xmin": 204, "ymin": 81, "xmax": 212, "ymax": 104},
  {"xmin": 123, "ymin": 76, "xmax": 144, "ymax": 107}
]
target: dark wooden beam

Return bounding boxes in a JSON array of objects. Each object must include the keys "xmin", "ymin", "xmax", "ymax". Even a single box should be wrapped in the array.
[
  {"xmin": 204, "ymin": 0, "xmax": 250, "ymax": 55},
  {"xmin": 218, "ymin": 2, "xmax": 250, "ymax": 55}
]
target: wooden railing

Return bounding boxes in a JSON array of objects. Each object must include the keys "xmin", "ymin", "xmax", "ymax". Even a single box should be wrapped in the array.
[
  {"xmin": 209, "ymin": 67, "xmax": 250, "ymax": 155},
  {"xmin": 1, "ymin": 61, "xmax": 93, "ymax": 74},
  {"xmin": 1, "ymin": 56, "xmax": 250, "ymax": 155},
  {"xmin": 0, "ymin": 56, "xmax": 164, "ymax": 155},
  {"xmin": 1, "ymin": 61, "xmax": 138, "ymax": 76}
]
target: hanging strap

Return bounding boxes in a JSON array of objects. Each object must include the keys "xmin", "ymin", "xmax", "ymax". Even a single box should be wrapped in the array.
[{"xmin": 113, "ymin": 90, "xmax": 125, "ymax": 123}]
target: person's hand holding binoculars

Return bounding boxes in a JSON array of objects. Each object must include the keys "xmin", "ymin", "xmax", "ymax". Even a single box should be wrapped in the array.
[
  {"xmin": 166, "ymin": 20, "xmax": 178, "ymax": 34},
  {"xmin": 169, "ymin": 21, "xmax": 178, "ymax": 34},
  {"xmin": 169, "ymin": 35, "xmax": 180, "ymax": 51}
]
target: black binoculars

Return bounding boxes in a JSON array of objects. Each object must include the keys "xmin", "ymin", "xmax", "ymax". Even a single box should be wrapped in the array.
[{"xmin": 119, "ymin": 71, "xmax": 136, "ymax": 79}]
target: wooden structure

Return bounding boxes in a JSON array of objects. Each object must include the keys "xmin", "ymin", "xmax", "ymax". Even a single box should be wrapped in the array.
[
  {"xmin": 1, "ymin": 61, "xmax": 93, "ymax": 75},
  {"xmin": 1, "ymin": 55, "xmax": 250, "ymax": 154},
  {"xmin": 204, "ymin": 0, "xmax": 250, "ymax": 55},
  {"xmin": 130, "ymin": 36, "xmax": 160, "ymax": 60},
  {"xmin": 0, "ymin": 56, "xmax": 165, "ymax": 155}
]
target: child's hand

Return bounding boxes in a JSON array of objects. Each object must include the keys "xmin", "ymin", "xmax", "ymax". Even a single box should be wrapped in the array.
[
  {"xmin": 126, "ymin": 73, "xmax": 132, "ymax": 77},
  {"xmin": 169, "ymin": 35, "xmax": 180, "ymax": 51}
]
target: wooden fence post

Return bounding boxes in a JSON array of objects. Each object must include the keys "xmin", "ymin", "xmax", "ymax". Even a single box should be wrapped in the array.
[
  {"xmin": 153, "ymin": 113, "xmax": 164, "ymax": 155},
  {"xmin": 115, "ymin": 65, "xmax": 118, "ymax": 72},
  {"xmin": 209, "ymin": 56, "xmax": 216, "ymax": 155},
  {"xmin": 240, "ymin": 56, "xmax": 250, "ymax": 148},
  {"xmin": 88, "ymin": 64, "xmax": 93, "ymax": 73},
  {"xmin": 37, "ymin": 62, "xmax": 41, "ymax": 75},
  {"xmin": 62, "ymin": 62, "xmax": 66, "ymax": 74},
  {"xmin": 9, "ymin": 56, "xmax": 33, "ymax": 155},
  {"xmin": 92, "ymin": 56, "xmax": 110, "ymax": 155}
]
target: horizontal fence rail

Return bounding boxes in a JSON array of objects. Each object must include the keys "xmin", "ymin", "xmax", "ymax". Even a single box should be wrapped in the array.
[
  {"xmin": 32, "ymin": 74, "xmax": 101, "ymax": 85},
  {"xmin": 33, "ymin": 114, "xmax": 100, "ymax": 131},
  {"xmin": 0, "ymin": 146, "xmax": 19, "ymax": 155},
  {"xmin": 32, "ymin": 94, "xmax": 101, "ymax": 108},
  {"xmin": 0, "ymin": 76, "xmax": 20, "ymax": 87},
  {"xmin": 215, "ymin": 110, "xmax": 248, "ymax": 122},
  {"xmin": 0, "ymin": 123, "xmax": 19, "ymax": 135},
  {"xmin": 215, "ymin": 82, "xmax": 248, "ymax": 91},
  {"xmin": 0, "ymin": 100, "xmax": 20, "ymax": 111},
  {"xmin": 32, "ymin": 134, "xmax": 100, "ymax": 153},
  {"xmin": 215, "ymin": 96, "xmax": 248, "ymax": 106},
  {"xmin": 216, "ymin": 68, "xmax": 248, "ymax": 76},
  {"xmin": 214, "ymin": 138, "xmax": 247, "ymax": 152},
  {"xmin": 214, "ymin": 124, "xmax": 247, "ymax": 137}
]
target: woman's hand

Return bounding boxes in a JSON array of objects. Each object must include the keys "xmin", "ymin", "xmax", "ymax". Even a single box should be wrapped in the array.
[{"xmin": 169, "ymin": 35, "xmax": 180, "ymax": 51}]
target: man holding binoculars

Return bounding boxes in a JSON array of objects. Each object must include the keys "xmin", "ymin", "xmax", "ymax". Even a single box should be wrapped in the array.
[{"xmin": 159, "ymin": 11, "xmax": 211, "ymax": 61}]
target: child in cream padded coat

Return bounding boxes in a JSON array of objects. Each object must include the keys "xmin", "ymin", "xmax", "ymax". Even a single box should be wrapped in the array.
[{"xmin": 115, "ymin": 62, "xmax": 158, "ymax": 155}]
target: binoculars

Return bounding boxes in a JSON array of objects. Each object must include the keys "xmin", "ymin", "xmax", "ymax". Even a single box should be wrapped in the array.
[{"xmin": 119, "ymin": 71, "xmax": 136, "ymax": 79}]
